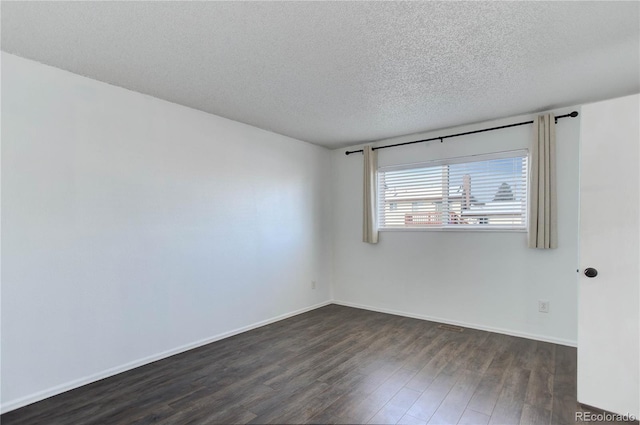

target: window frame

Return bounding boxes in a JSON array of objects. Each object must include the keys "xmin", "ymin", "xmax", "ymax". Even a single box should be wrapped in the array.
[{"xmin": 377, "ymin": 149, "xmax": 529, "ymax": 233}]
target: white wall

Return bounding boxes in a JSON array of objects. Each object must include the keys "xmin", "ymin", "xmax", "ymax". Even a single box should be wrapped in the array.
[
  {"xmin": 331, "ymin": 109, "xmax": 581, "ymax": 345},
  {"xmin": 0, "ymin": 53, "xmax": 332, "ymax": 411}
]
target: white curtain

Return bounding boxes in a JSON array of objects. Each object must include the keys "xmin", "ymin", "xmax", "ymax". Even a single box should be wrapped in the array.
[
  {"xmin": 362, "ymin": 145, "xmax": 379, "ymax": 244},
  {"xmin": 529, "ymin": 114, "xmax": 558, "ymax": 249}
]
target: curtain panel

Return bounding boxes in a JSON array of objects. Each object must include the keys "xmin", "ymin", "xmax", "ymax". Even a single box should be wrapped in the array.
[
  {"xmin": 529, "ymin": 114, "xmax": 558, "ymax": 249},
  {"xmin": 362, "ymin": 145, "xmax": 379, "ymax": 244}
]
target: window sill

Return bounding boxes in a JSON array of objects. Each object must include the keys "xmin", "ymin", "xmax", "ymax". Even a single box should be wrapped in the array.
[{"xmin": 378, "ymin": 227, "xmax": 527, "ymax": 233}]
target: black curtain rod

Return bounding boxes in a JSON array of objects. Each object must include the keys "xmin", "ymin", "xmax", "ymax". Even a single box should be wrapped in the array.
[{"xmin": 344, "ymin": 111, "xmax": 579, "ymax": 155}]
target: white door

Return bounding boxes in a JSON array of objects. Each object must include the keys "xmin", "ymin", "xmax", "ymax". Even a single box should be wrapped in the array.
[{"xmin": 578, "ymin": 94, "xmax": 639, "ymax": 417}]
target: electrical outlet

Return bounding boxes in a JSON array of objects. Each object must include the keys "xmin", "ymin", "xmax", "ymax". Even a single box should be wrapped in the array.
[
  {"xmin": 311, "ymin": 281, "xmax": 316, "ymax": 289},
  {"xmin": 538, "ymin": 300, "xmax": 550, "ymax": 313}
]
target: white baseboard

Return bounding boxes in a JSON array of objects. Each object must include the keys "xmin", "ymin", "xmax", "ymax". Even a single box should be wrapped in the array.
[
  {"xmin": 332, "ymin": 300, "xmax": 578, "ymax": 347},
  {"xmin": 0, "ymin": 300, "xmax": 332, "ymax": 414}
]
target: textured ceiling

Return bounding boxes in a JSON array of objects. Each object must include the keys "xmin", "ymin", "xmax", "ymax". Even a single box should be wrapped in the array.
[{"xmin": 2, "ymin": 1, "xmax": 639, "ymax": 148}]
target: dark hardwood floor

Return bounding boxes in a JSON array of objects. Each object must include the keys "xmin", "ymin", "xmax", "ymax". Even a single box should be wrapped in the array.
[{"xmin": 1, "ymin": 305, "xmax": 605, "ymax": 424}]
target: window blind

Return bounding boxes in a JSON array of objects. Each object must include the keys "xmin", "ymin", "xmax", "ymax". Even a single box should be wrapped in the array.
[{"xmin": 377, "ymin": 150, "xmax": 528, "ymax": 230}]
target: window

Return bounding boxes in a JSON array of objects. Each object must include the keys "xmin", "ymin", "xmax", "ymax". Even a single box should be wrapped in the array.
[{"xmin": 377, "ymin": 150, "xmax": 528, "ymax": 230}]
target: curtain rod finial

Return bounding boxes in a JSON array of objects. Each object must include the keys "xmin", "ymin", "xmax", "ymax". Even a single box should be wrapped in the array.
[{"xmin": 570, "ymin": 111, "xmax": 579, "ymax": 117}]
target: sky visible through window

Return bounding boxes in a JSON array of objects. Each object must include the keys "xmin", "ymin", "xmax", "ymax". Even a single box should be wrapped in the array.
[{"xmin": 382, "ymin": 157, "xmax": 526, "ymax": 201}]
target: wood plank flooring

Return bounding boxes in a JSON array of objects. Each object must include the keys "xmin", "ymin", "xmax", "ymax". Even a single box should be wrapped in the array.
[{"xmin": 0, "ymin": 305, "xmax": 609, "ymax": 424}]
